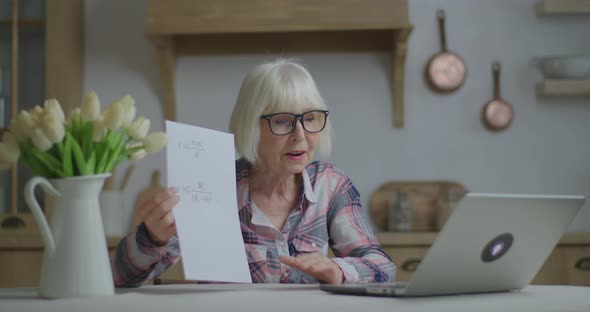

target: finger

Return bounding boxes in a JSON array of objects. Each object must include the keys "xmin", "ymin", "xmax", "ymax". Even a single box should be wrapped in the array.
[
  {"xmin": 161, "ymin": 210, "xmax": 176, "ymax": 227},
  {"xmin": 298, "ymin": 258, "xmax": 326, "ymax": 273},
  {"xmin": 279, "ymin": 255, "xmax": 298, "ymax": 267},
  {"xmin": 144, "ymin": 195, "xmax": 179, "ymax": 226},
  {"xmin": 280, "ymin": 254, "xmax": 317, "ymax": 273},
  {"xmin": 144, "ymin": 205, "xmax": 176, "ymax": 242},
  {"xmin": 139, "ymin": 189, "xmax": 174, "ymax": 220},
  {"xmin": 157, "ymin": 195, "xmax": 180, "ymax": 220},
  {"xmin": 147, "ymin": 211, "xmax": 175, "ymax": 244},
  {"xmin": 148, "ymin": 209, "xmax": 176, "ymax": 237},
  {"xmin": 281, "ymin": 254, "xmax": 338, "ymax": 282},
  {"xmin": 163, "ymin": 223, "xmax": 177, "ymax": 239}
]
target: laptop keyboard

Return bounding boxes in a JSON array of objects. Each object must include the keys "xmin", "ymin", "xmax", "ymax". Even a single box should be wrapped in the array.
[{"xmin": 367, "ymin": 282, "xmax": 408, "ymax": 289}]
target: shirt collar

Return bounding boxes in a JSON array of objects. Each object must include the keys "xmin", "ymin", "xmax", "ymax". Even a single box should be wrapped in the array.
[
  {"xmin": 301, "ymin": 168, "xmax": 318, "ymax": 204},
  {"xmin": 237, "ymin": 160, "xmax": 318, "ymax": 212}
]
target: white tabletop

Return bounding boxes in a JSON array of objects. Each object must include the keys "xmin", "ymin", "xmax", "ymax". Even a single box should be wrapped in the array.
[{"xmin": 1, "ymin": 284, "xmax": 589, "ymax": 312}]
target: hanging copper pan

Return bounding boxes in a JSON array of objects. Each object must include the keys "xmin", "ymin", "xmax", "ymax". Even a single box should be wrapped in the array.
[
  {"xmin": 424, "ymin": 9, "xmax": 466, "ymax": 94},
  {"xmin": 482, "ymin": 62, "xmax": 513, "ymax": 131}
]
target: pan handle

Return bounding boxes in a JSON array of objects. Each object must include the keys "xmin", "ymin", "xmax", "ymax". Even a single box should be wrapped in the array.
[
  {"xmin": 437, "ymin": 9, "xmax": 447, "ymax": 52},
  {"xmin": 492, "ymin": 62, "xmax": 501, "ymax": 98}
]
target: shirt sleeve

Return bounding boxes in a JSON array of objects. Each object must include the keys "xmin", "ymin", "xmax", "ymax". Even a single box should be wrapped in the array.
[
  {"xmin": 111, "ymin": 223, "xmax": 181, "ymax": 287},
  {"xmin": 327, "ymin": 176, "xmax": 396, "ymax": 283}
]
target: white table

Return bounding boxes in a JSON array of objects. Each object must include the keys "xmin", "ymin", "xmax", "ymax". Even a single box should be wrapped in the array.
[{"xmin": 1, "ymin": 285, "xmax": 589, "ymax": 312}]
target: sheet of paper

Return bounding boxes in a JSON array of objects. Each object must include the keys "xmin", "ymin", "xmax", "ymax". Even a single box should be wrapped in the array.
[{"xmin": 165, "ymin": 121, "xmax": 251, "ymax": 283}]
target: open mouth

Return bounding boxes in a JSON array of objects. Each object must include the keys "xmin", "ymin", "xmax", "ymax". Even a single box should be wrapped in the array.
[{"xmin": 286, "ymin": 151, "xmax": 305, "ymax": 157}]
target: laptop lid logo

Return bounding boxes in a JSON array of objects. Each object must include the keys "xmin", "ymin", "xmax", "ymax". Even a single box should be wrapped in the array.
[{"xmin": 481, "ymin": 233, "xmax": 514, "ymax": 262}]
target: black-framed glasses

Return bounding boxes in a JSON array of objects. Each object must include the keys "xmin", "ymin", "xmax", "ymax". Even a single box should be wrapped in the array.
[{"xmin": 260, "ymin": 110, "xmax": 329, "ymax": 135}]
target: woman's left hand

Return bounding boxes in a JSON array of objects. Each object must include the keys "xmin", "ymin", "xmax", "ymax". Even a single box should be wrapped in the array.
[{"xmin": 279, "ymin": 253, "xmax": 344, "ymax": 284}]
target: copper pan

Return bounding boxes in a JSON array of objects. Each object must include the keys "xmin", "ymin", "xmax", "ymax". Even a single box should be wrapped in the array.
[
  {"xmin": 482, "ymin": 62, "xmax": 513, "ymax": 131},
  {"xmin": 424, "ymin": 9, "xmax": 466, "ymax": 94}
]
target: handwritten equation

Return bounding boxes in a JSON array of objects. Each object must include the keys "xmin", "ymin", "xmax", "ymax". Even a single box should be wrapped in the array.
[
  {"xmin": 173, "ymin": 180, "xmax": 213, "ymax": 207},
  {"xmin": 177, "ymin": 140, "xmax": 207, "ymax": 159}
]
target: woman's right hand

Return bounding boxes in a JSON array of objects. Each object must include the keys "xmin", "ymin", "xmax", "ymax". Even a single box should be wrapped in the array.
[{"xmin": 138, "ymin": 187, "xmax": 180, "ymax": 245}]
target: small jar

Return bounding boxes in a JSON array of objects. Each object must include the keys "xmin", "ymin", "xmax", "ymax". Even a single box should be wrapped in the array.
[{"xmin": 388, "ymin": 191, "xmax": 412, "ymax": 232}]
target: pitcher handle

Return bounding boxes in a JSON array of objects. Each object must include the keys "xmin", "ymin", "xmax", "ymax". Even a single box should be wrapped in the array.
[{"xmin": 24, "ymin": 177, "xmax": 60, "ymax": 255}]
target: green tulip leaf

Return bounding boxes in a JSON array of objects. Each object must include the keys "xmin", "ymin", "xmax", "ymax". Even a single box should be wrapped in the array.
[
  {"xmin": 83, "ymin": 122, "xmax": 93, "ymax": 159},
  {"xmin": 63, "ymin": 133, "xmax": 74, "ymax": 177},
  {"xmin": 70, "ymin": 136, "xmax": 87, "ymax": 176},
  {"xmin": 96, "ymin": 148, "xmax": 110, "ymax": 174},
  {"xmin": 31, "ymin": 147, "xmax": 62, "ymax": 170},
  {"xmin": 86, "ymin": 151, "xmax": 96, "ymax": 175}
]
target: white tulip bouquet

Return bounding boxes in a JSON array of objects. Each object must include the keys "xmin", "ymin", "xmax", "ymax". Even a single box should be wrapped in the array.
[{"xmin": 0, "ymin": 91, "xmax": 167, "ymax": 178}]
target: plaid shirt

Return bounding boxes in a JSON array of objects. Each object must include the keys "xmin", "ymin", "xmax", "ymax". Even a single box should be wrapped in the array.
[{"xmin": 112, "ymin": 159, "xmax": 396, "ymax": 286}]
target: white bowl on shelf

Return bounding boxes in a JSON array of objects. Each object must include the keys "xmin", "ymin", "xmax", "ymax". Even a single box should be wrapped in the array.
[{"xmin": 533, "ymin": 55, "xmax": 590, "ymax": 79}]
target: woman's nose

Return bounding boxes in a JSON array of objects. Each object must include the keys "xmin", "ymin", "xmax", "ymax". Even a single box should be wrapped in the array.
[{"xmin": 290, "ymin": 118, "xmax": 306, "ymax": 141}]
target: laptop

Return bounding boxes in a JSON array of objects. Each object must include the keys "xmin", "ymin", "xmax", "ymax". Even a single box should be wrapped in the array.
[{"xmin": 321, "ymin": 193, "xmax": 585, "ymax": 297}]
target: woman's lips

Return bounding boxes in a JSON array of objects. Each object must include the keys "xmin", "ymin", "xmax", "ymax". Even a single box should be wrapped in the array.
[{"xmin": 286, "ymin": 151, "xmax": 306, "ymax": 160}]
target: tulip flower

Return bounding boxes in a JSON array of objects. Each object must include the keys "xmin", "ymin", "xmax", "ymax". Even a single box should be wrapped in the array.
[
  {"xmin": 69, "ymin": 108, "xmax": 81, "ymax": 122},
  {"xmin": 31, "ymin": 128, "xmax": 53, "ymax": 151},
  {"xmin": 102, "ymin": 101, "xmax": 125, "ymax": 130},
  {"xmin": 92, "ymin": 117, "xmax": 107, "ymax": 142},
  {"xmin": 42, "ymin": 114, "xmax": 66, "ymax": 144},
  {"xmin": 127, "ymin": 117, "xmax": 150, "ymax": 140},
  {"xmin": 30, "ymin": 106, "xmax": 44, "ymax": 125},
  {"xmin": 2, "ymin": 131, "xmax": 18, "ymax": 147},
  {"xmin": 142, "ymin": 132, "xmax": 167, "ymax": 153},
  {"xmin": 8, "ymin": 111, "xmax": 35, "ymax": 142},
  {"xmin": 8, "ymin": 119, "xmax": 25, "ymax": 142},
  {"xmin": 81, "ymin": 91, "xmax": 101, "ymax": 121},
  {"xmin": 118, "ymin": 95, "xmax": 136, "ymax": 128},
  {"xmin": 43, "ymin": 99, "xmax": 65, "ymax": 123},
  {"xmin": 0, "ymin": 91, "xmax": 167, "ymax": 178},
  {"xmin": 130, "ymin": 149, "xmax": 147, "ymax": 161},
  {"xmin": 0, "ymin": 141, "xmax": 20, "ymax": 164}
]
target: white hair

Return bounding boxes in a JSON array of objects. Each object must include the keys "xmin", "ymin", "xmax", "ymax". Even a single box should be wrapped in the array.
[{"xmin": 229, "ymin": 59, "xmax": 332, "ymax": 165}]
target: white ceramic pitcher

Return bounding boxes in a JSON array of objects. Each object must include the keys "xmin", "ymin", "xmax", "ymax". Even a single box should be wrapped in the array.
[{"xmin": 24, "ymin": 173, "xmax": 115, "ymax": 299}]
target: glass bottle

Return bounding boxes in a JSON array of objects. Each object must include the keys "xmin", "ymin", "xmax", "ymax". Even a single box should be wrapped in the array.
[
  {"xmin": 388, "ymin": 191, "xmax": 412, "ymax": 232},
  {"xmin": 436, "ymin": 187, "xmax": 466, "ymax": 230}
]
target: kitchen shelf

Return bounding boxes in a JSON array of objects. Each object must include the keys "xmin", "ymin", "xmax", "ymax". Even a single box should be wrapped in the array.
[
  {"xmin": 537, "ymin": 80, "xmax": 590, "ymax": 96},
  {"xmin": 536, "ymin": 0, "xmax": 590, "ymax": 15},
  {"xmin": 146, "ymin": 0, "xmax": 413, "ymax": 128}
]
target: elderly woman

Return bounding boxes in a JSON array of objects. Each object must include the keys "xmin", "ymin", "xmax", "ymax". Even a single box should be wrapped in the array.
[{"xmin": 112, "ymin": 59, "xmax": 396, "ymax": 286}]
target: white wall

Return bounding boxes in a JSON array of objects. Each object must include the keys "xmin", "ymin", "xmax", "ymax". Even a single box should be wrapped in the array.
[{"xmin": 85, "ymin": 0, "xmax": 590, "ymax": 231}]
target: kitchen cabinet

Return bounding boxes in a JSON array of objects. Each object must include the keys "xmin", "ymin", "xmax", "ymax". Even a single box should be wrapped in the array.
[
  {"xmin": 0, "ymin": 235, "xmax": 119, "ymax": 288},
  {"xmin": 145, "ymin": 0, "xmax": 413, "ymax": 128},
  {"xmin": 0, "ymin": 235, "xmax": 185, "ymax": 288},
  {"xmin": 2, "ymin": 232, "xmax": 587, "ymax": 288},
  {"xmin": 0, "ymin": 0, "xmax": 83, "ymax": 234},
  {"xmin": 377, "ymin": 232, "xmax": 590, "ymax": 285}
]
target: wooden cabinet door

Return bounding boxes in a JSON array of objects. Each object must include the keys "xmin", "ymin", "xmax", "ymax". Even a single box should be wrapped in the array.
[
  {"xmin": 0, "ymin": 249, "xmax": 43, "ymax": 287},
  {"xmin": 563, "ymin": 247, "xmax": 590, "ymax": 286},
  {"xmin": 531, "ymin": 248, "xmax": 564, "ymax": 285},
  {"xmin": 382, "ymin": 247, "xmax": 428, "ymax": 281},
  {"xmin": 0, "ymin": 244, "xmax": 118, "ymax": 288}
]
